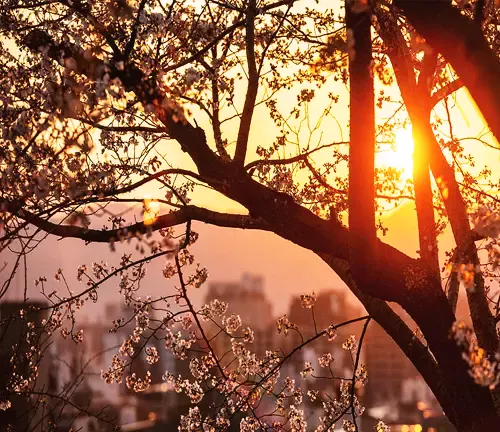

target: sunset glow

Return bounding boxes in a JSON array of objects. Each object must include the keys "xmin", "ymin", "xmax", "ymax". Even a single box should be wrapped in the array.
[
  {"xmin": 377, "ymin": 127, "xmax": 415, "ymax": 178},
  {"xmin": 143, "ymin": 198, "xmax": 161, "ymax": 226},
  {"xmin": 3, "ymin": 0, "xmax": 500, "ymax": 430}
]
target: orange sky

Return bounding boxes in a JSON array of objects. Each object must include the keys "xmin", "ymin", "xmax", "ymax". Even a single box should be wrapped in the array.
[
  {"xmin": 2, "ymin": 0, "xmax": 500, "ymax": 321},
  {"xmin": 5, "ymin": 85, "xmax": 497, "ymax": 320}
]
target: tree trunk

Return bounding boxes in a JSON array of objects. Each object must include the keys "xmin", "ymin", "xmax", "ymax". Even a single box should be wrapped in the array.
[
  {"xmin": 396, "ymin": 0, "xmax": 500, "ymax": 141},
  {"xmin": 346, "ymin": 0, "xmax": 376, "ymax": 287}
]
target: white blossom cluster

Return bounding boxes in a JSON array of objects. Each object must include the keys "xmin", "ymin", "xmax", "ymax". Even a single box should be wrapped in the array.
[
  {"xmin": 97, "ymin": 270, "xmax": 370, "ymax": 431},
  {"xmin": 472, "ymin": 206, "xmax": 500, "ymax": 239},
  {"xmin": 452, "ymin": 321, "xmax": 500, "ymax": 390},
  {"xmin": 299, "ymin": 292, "xmax": 317, "ymax": 309}
]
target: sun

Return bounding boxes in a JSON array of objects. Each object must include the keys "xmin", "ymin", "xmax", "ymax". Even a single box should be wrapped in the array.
[
  {"xmin": 376, "ymin": 127, "xmax": 415, "ymax": 179},
  {"xmin": 143, "ymin": 197, "xmax": 161, "ymax": 226}
]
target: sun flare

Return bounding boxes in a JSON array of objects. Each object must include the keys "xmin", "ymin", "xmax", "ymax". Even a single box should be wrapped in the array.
[
  {"xmin": 377, "ymin": 127, "xmax": 415, "ymax": 179},
  {"xmin": 143, "ymin": 198, "xmax": 161, "ymax": 226}
]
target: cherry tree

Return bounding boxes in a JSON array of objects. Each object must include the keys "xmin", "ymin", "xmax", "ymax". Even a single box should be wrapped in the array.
[{"xmin": 1, "ymin": 0, "xmax": 500, "ymax": 431}]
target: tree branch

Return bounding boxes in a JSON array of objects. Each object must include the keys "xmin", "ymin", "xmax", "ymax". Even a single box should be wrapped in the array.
[
  {"xmin": 74, "ymin": 117, "xmax": 169, "ymax": 134},
  {"xmin": 244, "ymin": 142, "xmax": 348, "ymax": 171},
  {"xmin": 431, "ymin": 78, "xmax": 464, "ymax": 107},
  {"xmin": 12, "ymin": 205, "xmax": 272, "ymax": 243},
  {"xmin": 163, "ymin": 19, "xmax": 245, "ymax": 73},
  {"xmin": 395, "ymin": 0, "xmax": 500, "ymax": 140},
  {"xmin": 377, "ymin": 5, "xmax": 500, "ymax": 413},
  {"xmin": 124, "ymin": 0, "xmax": 149, "ymax": 59},
  {"xmin": 446, "ymin": 248, "xmax": 461, "ymax": 314},
  {"xmin": 234, "ymin": 0, "xmax": 258, "ymax": 165},
  {"xmin": 320, "ymin": 253, "xmax": 457, "ymax": 426},
  {"xmin": 61, "ymin": 0, "xmax": 121, "ymax": 56},
  {"xmin": 22, "ymin": 29, "xmax": 220, "ymax": 175}
]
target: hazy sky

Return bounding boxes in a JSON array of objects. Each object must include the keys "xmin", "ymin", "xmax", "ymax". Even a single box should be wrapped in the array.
[
  {"xmin": 2, "ymin": 86, "xmax": 498, "ymax": 325},
  {"xmin": 2, "ymin": 219, "xmax": 346, "ymax": 319},
  {"xmin": 1, "ymin": 1, "xmax": 499, "ymax": 327},
  {"xmin": 0, "ymin": 197, "xmax": 429, "ymax": 324}
]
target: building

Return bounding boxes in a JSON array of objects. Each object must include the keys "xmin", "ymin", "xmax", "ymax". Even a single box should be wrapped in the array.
[
  {"xmin": 286, "ymin": 290, "xmax": 365, "ymax": 429},
  {"xmin": 204, "ymin": 273, "xmax": 273, "ymax": 332},
  {"xmin": 361, "ymin": 301, "xmax": 462, "ymax": 431},
  {"xmin": 53, "ymin": 303, "xmax": 202, "ymax": 431},
  {"xmin": 364, "ymin": 294, "xmax": 473, "ymax": 409},
  {"xmin": 287, "ymin": 289, "xmax": 364, "ymax": 373},
  {"xmin": 55, "ymin": 304, "xmax": 136, "ymax": 425},
  {"xmin": 363, "ymin": 315, "xmax": 418, "ymax": 406},
  {"xmin": 0, "ymin": 301, "xmax": 54, "ymax": 432},
  {"xmin": 203, "ymin": 273, "xmax": 275, "ymax": 359}
]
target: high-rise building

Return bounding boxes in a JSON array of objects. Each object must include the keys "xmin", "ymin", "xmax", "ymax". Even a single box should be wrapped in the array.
[
  {"xmin": 204, "ymin": 273, "xmax": 273, "ymax": 332},
  {"xmin": 54, "ymin": 302, "xmax": 146, "ymax": 429},
  {"xmin": 203, "ymin": 273, "xmax": 275, "ymax": 359},
  {"xmin": 363, "ymin": 315, "xmax": 418, "ymax": 406},
  {"xmin": 0, "ymin": 301, "xmax": 53, "ymax": 432},
  {"xmin": 364, "ymin": 294, "xmax": 473, "ymax": 409},
  {"xmin": 287, "ymin": 289, "xmax": 364, "ymax": 372}
]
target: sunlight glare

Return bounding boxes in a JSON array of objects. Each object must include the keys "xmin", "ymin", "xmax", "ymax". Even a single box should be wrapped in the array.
[
  {"xmin": 143, "ymin": 198, "xmax": 161, "ymax": 226},
  {"xmin": 377, "ymin": 127, "xmax": 414, "ymax": 179}
]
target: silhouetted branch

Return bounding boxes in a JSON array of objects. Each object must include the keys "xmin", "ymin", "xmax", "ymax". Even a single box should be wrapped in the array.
[
  {"xmin": 12, "ymin": 205, "xmax": 272, "ymax": 243},
  {"xmin": 396, "ymin": 0, "xmax": 500, "ymax": 140},
  {"xmin": 431, "ymin": 79, "xmax": 464, "ymax": 107},
  {"xmin": 234, "ymin": 0, "xmax": 258, "ymax": 165}
]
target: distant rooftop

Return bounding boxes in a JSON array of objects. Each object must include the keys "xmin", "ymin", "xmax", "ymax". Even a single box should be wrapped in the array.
[{"xmin": 206, "ymin": 273, "xmax": 265, "ymax": 299}]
